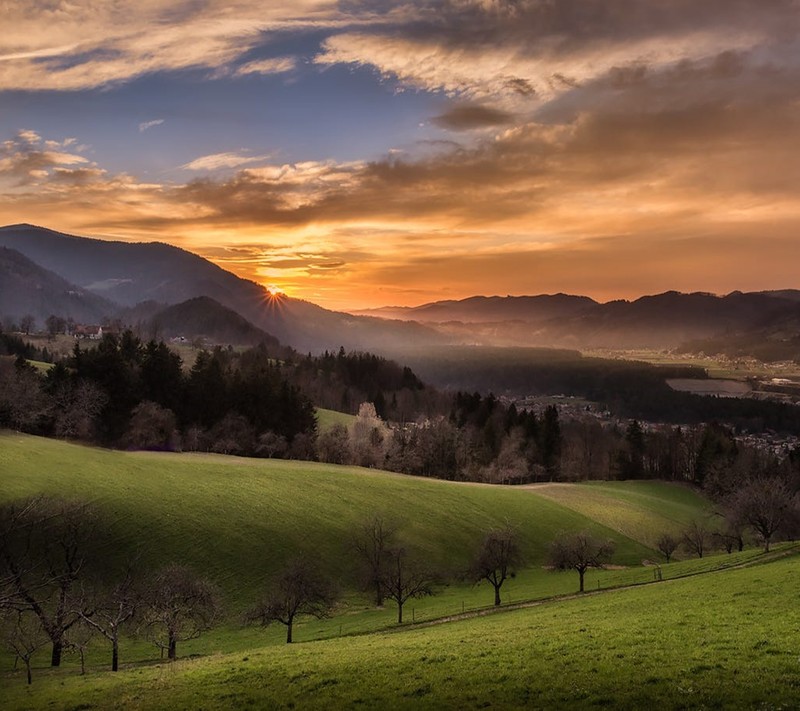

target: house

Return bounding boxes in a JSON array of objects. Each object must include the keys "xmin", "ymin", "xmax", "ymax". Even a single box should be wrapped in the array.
[{"xmin": 73, "ymin": 324, "xmax": 103, "ymax": 339}]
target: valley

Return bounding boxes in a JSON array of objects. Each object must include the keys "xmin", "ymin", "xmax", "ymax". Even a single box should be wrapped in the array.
[{"xmin": 2, "ymin": 225, "xmax": 800, "ymax": 709}]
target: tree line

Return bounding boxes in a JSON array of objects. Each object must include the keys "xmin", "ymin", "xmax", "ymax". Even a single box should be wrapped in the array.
[
  {"xmin": 4, "ymin": 327, "xmax": 800, "ymax": 503},
  {"xmin": 0, "ymin": 496, "xmax": 623, "ymax": 685}
]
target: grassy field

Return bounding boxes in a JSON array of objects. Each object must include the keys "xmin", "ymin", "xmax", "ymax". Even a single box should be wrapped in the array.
[
  {"xmin": 529, "ymin": 481, "xmax": 714, "ymax": 550},
  {"xmin": 585, "ymin": 347, "xmax": 800, "ymax": 381},
  {"xmin": 1, "ymin": 431, "xmax": 746, "ymax": 705},
  {"xmin": 0, "ymin": 433, "xmax": 717, "ymax": 595},
  {"xmin": 315, "ymin": 407, "xmax": 357, "ymax": 432},
  {"xmin": 2, "ymin": 547, "xmax": 797, "ymax": 709},
  {"xmin": 1, "ymin": 432, "xmax": 687, "ymax": 609}
]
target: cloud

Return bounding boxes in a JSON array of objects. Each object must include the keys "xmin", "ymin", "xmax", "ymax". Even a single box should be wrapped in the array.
[
  {"xmin": 0, "ymin": 1, "xmax": 348, "ymax": 91},
  {"xmin": 431, "ymin": 104, "xmax": 516, "ymax": 130},
  {"xmin": 3, "ymin": 1, "xmax": 800, "ymax": 308},
  {"xmin": 138, "ymin": 119, "xmax": 164, "ymax": 133},
  {"xmin": 315, "ymin": 0, "xmax": 798, "ymax": 106},
  {"xmin": 234, "ymin": 56, "xmax": 297, "ymax": 76},
  {"xmin": 181, "ymin": 152, "xmax": 273, "ymax": 171},
  {"xmin": 16, "ymin": 129, "xmax": 41, "ymax": 144},
  {"xmin": 0, "ymin": 131, "xmax": 91, "ymax": 186}
]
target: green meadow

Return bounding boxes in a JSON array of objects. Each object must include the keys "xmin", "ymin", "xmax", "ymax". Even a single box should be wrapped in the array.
[
  {"xmin": 315, "ymin": 407, "xmax": 357, "ymax": 432},
  {"xmin": 1, "ymin": 431, "xmax": 790, "ymax": 708},
  {"xmin": 0, "ymin": 431, "xmax": 679, "ymax": 608},
  {"xmin": 2, "ymin": 549, "xmax": 798, "ymax": 709},
  {"xmin": 529, "ymin": 480, "xmax": 712, "ymax": 548}
]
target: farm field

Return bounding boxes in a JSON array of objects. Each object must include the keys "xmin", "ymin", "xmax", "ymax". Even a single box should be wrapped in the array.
[
  {"xmin": 2, "ymin": 547, "xmax": 797, "ymax": 709},
  {"xmin": 666, "ymin": 377, "xmax": 753, "ymax": 397},
  {"xmin": 1, "ymin": 431, "xmax": 775, "ymax": 708},
  {"xmin": 587, "ymin": 348, "xmax": 800, "ymax": 381}
]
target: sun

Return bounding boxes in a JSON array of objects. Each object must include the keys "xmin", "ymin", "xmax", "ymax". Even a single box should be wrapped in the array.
[{"xmin": 266, "ymin": 284, "xmax": 285, "ymax": 296}]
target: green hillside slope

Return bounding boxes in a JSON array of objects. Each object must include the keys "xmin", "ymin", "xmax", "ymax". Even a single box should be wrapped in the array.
[
  {"xmin": 0, "ymin": 433, "xmax": 709, "ymax": 609},
  {"xmin": 529, "ymin": 480, "xmax": 712, "ymax": 547},
  {"xmin": 3, "ymin": 549, "xmax": 797, "ymax": 709}
]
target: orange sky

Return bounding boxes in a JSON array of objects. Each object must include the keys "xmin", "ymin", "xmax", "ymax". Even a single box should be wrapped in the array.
[{"xmin": 3, "ymin": 2, "xmax": 800, "ymax": 311}]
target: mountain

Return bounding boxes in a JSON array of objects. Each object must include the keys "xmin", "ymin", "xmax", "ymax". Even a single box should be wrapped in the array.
[
  {"xmin": 137, "ymin": 296, "xmax": 284, "ymax": 349},
  {"xmin": 352, "ymin": 294, "xmax": 597, "ymax": 324},
  {"xmin": 0, "ymin": 224, "xmax": 447, "ymax": 353},
  {"xmin": 759, "ymin": 289, "xmax": 800, "ymax": 303},
  {"xmin": 0, "ymin": 246, "xmax": 116, "ymax": 325},
  {"xmin": 355, "ymin": 290, "xmax": 800, "ymax": 350},
  {"xmin": 541, "ymin": 291, "xmax": 800, "ymax": 349},
  {"xmin": 0, "ymin": 224, "xmax": 270, "ymax": 309}
]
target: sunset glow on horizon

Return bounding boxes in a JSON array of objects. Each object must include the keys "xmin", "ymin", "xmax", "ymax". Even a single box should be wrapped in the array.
[{"xmin": 3, "ymin": 1, "xmax": 800, "ymax": 311}]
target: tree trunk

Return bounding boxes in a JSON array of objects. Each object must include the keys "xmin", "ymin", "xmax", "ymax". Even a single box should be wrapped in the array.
[
  {"xmin": 764, "ymin": 536, "xmax": 770, "ymax": 553},
  {"xmin": 51, "ymin": 639, "xmax": 63, "ymax": 667},
  {"xmin": 112, "ymin": 639, "xmax": 119, "ymax": 672},
  {"xmin": 286, "ymin": 620, "xmax": 293, "ymax": 644},
  {"xmin": 578, "ymin": 569, "xmax": 585, "ymax": 593},
  {"xmin": 494, "ymin": 585, "xmax": 501, "ymax": 606},
  {"xmin": 374, "ymin": 581, "xmax": 383, "ymax": 607},
  {"xmin": 397, "ymin": 602, "xmax": 403, "ymax": 624},
  {"xmin": 168, "ymin": 635, "xmax": 177, "ymax": 661},
  {"xmin": 25, "ymin": 660, "xmax": 32, "ymax": 685}
]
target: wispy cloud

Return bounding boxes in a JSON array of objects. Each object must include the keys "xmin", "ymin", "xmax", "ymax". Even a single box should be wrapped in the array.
[
  {"xmin": 181, "ymin": 152, "xmax": 272, "ymax": 171},
  {"xmin": 3, "ymin": 2, "xmax": 800, "ymax": 308},
  {"xmin": 0, "ymin": 2, "xmax": 360, "ymax": 91},
  {"xmin": 234, "ymin": 56, "xmax": 297, "ymax": 76},
  {"xmin": 138, "ymin": 119, "xmax": 164, "ymax": 133}
]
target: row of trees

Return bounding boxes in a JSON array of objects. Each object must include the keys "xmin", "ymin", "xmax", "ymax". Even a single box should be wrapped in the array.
[
  {"xmin": 3, "ymin": 478, "xmax": 796, "ymax": 685},
  {"xmin": 654, "ymin": 475, "xmax": 800, "ymax": 562},
  {"xmin": 0, "ymin": 496, "xmax": 623, "ymax": 684}
]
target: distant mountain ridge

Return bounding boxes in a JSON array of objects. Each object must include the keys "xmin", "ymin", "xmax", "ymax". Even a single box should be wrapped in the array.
[
  {"xmin": 3, "ymin": 223, "xmax": 799, "ymax": 355},
  {"xmin": 0, "ymin": 224, "xmax": 448, "ymax": 353},
  {"xmin": 354, "ymin": 293, "xmax": 598, "ymax": 324},
  {"xmin": 0, "ymin": 246, "xmax": 115, "ymax": 324},
  {"xmin": 352, "ymin": 289, "xmax": 800, "ymax": 350}
]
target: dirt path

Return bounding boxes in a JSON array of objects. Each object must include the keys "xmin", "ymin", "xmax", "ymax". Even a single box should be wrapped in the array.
[{"xmin": 391, "ymin": 544, "xmax": 800, "ymax": 633}]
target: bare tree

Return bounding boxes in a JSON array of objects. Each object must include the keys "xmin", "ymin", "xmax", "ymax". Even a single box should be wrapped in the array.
[
  {"xmin": 246, "ymin": 559, "xmax": 337, "ymax": 643},
  {"xmin": 352, "ymin": 514, "xmax": 397, "ymax": 607},
  {"xmin": 380, "ymin": 546, "xmax": 434, "ymax": 623},
  {"xmin": 469, "ymin": 524, "xmax": 522, "ymax": 606},
  {"xmin": 730, "ymin": 477, "xmax": 797, "ymax": 552},
  {"xmin": 317, "ymin": 423, "xmax": 352, "ymax": 464},
  {"xmin": 682, "ymin": 520, "xmax": 712, "ymax": 558},
  {"xmin": 142, "ymin": 564, "xmax": 221, "ymax": 661},
  {"xmin": 78, "ymin": 565, "xmax": 140, "ymax": 671},
  {"xmin": 125, "ymin": 400, "xmax": 178, "ymax": 451},
  {"xmin": 19, "ymin": 314, "xmax": 35, "ymax": 335},
  {"xmin": 255, "ymin": 431, "xmax": 288, "ymax": 459},
  {"xmin": 65, "ymin": 621, "xmax": 95, "ymax": 675},
  {"xmin": 0, "ymin": 360, "xmax": 52, "ymax": 432},
  {"xmin": 2, "ymin": 610, "xmax": 48, "ymax": 684},
  {"xmin": 53, "ymin": 380, "xmax": 107, "ymax": 441},
  {"xmin": 45, "ymin": 315, "xmax": 67, "ymax": 339},
  {"xmin": 351, "ymin": 402, "xmax": 389, "ymax": 468},
  {"xmin": 0, "ymin": 497, "xmax": 96, "ymax": 666},
  {"xmin": 656, "ymin": 533, "xmax": 679, "ymax": 563},
  {"xmin": 548, "ymin": 531, "xmax": 615, "ymax": 593}
]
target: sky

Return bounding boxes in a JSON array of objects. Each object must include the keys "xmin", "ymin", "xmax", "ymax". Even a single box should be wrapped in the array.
[{"xmin": 2, "ymin": 1, "xmax": 800, "ymax": 311}]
